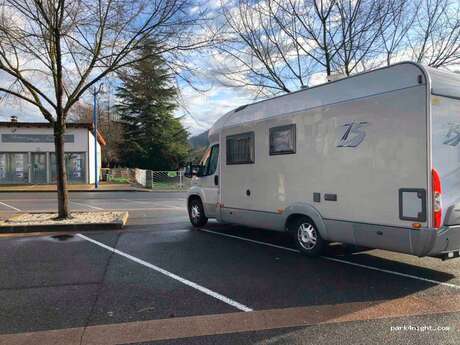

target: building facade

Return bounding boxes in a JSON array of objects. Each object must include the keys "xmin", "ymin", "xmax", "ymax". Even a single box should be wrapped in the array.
[{"xmin": 0, "ymin": 122, "xmax": 105, "ymax": 185}]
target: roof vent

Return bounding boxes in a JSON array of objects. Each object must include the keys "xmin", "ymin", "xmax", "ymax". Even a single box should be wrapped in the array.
[
  {"xmin": 327, "ymin": 72, "xmax": 346, "ymax": 82},
  {"xmin": 234, "ymin": 105, "xmax": 248, "ymax": 113},
  {"xmin": 10, "ymin": 115, "xmax": 18, "ymax": 123}
]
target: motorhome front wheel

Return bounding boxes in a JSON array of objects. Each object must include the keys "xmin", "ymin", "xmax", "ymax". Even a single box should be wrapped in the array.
[{"xmin": 188, "ymin": 198, "xmax": 208, "ymax": 227}]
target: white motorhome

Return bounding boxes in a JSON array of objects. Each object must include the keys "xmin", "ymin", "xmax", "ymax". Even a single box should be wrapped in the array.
[{"xmin": 185, "ymin": 62, "xmax": 460, "ymax": 260}]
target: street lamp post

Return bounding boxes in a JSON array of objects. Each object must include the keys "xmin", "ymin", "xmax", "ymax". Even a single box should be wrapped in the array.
[{"xmin": 91, "ymin": 84, "xmax": 104, "ymax": 189}]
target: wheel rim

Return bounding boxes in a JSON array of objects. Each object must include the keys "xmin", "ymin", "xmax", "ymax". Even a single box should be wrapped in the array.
[
  {"xmin": 190, "ymin": 204, "xmax": 200, "ymax": 222},
  {"xmin": 297, "ymin": 222, "xmax": 317, "ymax": 250}
]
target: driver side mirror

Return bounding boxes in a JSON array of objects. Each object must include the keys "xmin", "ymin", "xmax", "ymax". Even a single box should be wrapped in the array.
[{"xmin": 184, "ymin": 162, "xmax": 201, "ymax": 178}]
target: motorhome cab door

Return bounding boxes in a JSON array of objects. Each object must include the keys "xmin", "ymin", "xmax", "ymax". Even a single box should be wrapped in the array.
[{"xmin": 199, "ymin": 144, "xmax": 220, "ymax": 218}]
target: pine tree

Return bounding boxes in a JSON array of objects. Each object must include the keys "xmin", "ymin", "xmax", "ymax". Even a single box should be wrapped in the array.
[{"xmin": 116, "ymin": 42, "xmax": 189, "ymax": 170}]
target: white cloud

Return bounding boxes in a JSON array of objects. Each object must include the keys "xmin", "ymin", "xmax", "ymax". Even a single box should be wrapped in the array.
[
  {"xmin": 0, "ymin": 96, "xmax": 44, "ymax": 122},
  {"xmin": 176, "ymin": 82, "xmax": 254, "ymax": 136}
]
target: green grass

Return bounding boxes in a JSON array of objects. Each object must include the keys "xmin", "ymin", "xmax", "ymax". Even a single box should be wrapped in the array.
[
  {"xmin": 151, "ymin": 181, "xmax": 178, "ymax": 189},
  {"xmin": 108, "ymin": 176, "xmax": 129, "ymax": 184}
]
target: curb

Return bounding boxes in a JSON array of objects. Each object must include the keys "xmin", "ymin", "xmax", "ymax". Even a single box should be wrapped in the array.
[{"xmin": 0, "ymin": 212, "xmax": 129, "ymax": 234}]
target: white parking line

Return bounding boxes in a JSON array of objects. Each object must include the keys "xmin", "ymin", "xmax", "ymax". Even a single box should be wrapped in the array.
[
  {"xmin": 199, "ymin": 228, "xmax": 460, "ymax": 290},
  {"xmin": 200, "ymin": 229, "xmax": 299, "ymax": 253},
  {"xmin": 77, "ymin": 233, "xmax": 253, "ymax": 312},
  {"xmin": 0, "ymin": 201, "xmax": 21, "ymax": 211},
  {"xmin": 71, "ymin": 201, "xmax": 104, "ymax": 210}
]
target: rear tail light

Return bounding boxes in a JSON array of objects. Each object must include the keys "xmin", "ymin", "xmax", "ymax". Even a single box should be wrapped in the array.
[{"xmin": 432, "ymin": 168, "xmax": 443, "ymax": 229}]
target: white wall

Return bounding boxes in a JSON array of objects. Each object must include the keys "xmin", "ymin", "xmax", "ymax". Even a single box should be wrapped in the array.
[
  {"xmin": 87, "ymin": 130, "xmax": 101, "ymax": 184},
  {"xmin": 134, "ymin": 168, "xmax": 147, "ymax": 186}
]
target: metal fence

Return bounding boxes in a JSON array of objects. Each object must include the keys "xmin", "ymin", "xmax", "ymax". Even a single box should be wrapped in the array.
[
  {"xmin": 150, "ymin": 170, "xmax": 191, "ymax": 190},
  {"xmin": 105, "ymin": 168, "xmax": 191, "ymax": 190}
]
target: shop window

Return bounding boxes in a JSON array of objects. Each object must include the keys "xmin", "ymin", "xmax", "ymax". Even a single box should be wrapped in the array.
[
  {"xmin": 0, "ymin": 153, "xmax": 29, "ymax": 184},
  {"xmin": 50, "ymin": 153, "xmax": 86, "ymax": 183}
]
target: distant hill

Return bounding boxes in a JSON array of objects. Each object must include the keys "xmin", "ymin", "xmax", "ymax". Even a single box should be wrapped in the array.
[{"xmin": 189, "ymin": 130, "xmax": 209, "ymax": 149}]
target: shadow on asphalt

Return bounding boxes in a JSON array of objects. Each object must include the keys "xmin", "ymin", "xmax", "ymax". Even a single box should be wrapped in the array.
[{"xmin": 198, "ymin": 222, "xmax": 457, "ymax": 286}]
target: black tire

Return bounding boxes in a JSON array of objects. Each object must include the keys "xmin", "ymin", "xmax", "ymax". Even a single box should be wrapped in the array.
[
  {"xmin": 292, "ymin": 216, "xmax": 325, "ymax": 257},
  {"xmin": 188, "ymin": 198, "xmax": 208, "ymax": 227}
]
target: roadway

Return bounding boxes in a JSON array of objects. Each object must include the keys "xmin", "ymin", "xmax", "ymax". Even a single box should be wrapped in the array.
[{"xmin": 0, "ymin": 192, "xmax": 458, "ymax": 344}]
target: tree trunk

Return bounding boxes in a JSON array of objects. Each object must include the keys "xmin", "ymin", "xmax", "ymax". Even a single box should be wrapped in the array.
[{"xmin": 54, "ymin": 123, "xmax": 70, "ymax": 219}]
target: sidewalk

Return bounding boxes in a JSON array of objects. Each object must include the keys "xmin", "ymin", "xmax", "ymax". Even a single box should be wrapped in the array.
[{"xmin": 0, "ymin": 183, "xmax": 151, "ymax": 193}]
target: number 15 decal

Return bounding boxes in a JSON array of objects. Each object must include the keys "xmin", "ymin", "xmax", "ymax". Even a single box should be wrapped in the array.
[
  {"xmin": 444, "ymin": 123, "xmax": 460, "ymax": 147},
  {"xmin": 337, "ymin": 122, "xmax": 369, "ymax": 148}
]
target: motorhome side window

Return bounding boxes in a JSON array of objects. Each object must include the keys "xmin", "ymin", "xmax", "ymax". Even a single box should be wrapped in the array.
[
  {"xmin": 269, "ymin": 124, "xmax": 296, "ymax": 155},
  {"xmin": 226, "ymin": 132, "xmax": 255, "ymax": 164}
]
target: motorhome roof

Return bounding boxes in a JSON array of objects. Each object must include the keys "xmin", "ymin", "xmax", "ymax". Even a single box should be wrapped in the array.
[
  {"xmin": 208, "ymin": 62, "xmax": 459, "ymax": 141},
  {"xmin": 425, "ymin": 65, "xmax": 460, "ymax": 100}
]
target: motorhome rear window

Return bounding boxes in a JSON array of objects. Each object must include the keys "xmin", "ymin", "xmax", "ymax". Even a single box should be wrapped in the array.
[
  {"xmin": 269, "ymin": 124, "xmax": 296, "ymax": 155},
  {"xmin": 226, "ymin": 132, "xmax": 255, "ymax": 164}
]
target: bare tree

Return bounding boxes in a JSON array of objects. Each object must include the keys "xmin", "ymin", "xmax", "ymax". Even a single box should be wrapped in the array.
[
  {"xmin": 68, "ymin": 100, "xmax": 92, "ymax": 123},
  {"xmin": 269, "ymin": 0, "xmax": 395, "ymax": 77},
  {"xmin": 214, "ymin": 0, "xmax": 460, "ymax": 97},
  {"xmin": 271, "ymin": 0, "xmax": 340, "ymax": 77},
  {"xmin": 332, "ymin": 0, "xmax": 394, "ymax": 76},
  {"xmin": 68, "ymin": 97, "xmax": 123, "ymax": 168},
  {"xmin": 214, "ymin": 0, "xmax": 317, "ymax": 95},
  {"xmin": 0, "ymin": 0, "xmax": 205, "ymax": 218},
  {"xmin": 214, "ymin": 0, "xmax": 391, "ymax": 92},
  {"xmin": 408, "ymin": 0, "xmax": 460, "ymax": 67},
  {"xmin": 378, "ymin": 0, "xmax": 416, "ymax": 66}
]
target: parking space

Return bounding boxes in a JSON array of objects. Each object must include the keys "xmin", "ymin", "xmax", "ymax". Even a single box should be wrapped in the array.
[
  {"xmin": 0, "ymin": 192, "xmax": 459, "ymax": 344},
  {"xmin": 0, "ymin": 192, "xmax": 187, "ymax": 213},
  {"xmin": 82, "ymin": 228, "xmax": 456, "ymax": 313}
]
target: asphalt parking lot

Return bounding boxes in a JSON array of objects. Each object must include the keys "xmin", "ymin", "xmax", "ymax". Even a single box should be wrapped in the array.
[{"xmin": 0, "ymin": 192, "xmax": 459, "ymax": 345}]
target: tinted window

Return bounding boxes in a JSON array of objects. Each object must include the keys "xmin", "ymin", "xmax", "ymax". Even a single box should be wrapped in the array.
[
  {"xmin": 207, "ymin": 145, "xmax": 219, "ymax": 175},
  {"xmin": 200, "ymin": 147, "xmax": 211, "ymax": 167},
  {"xmin": 269, "ymin": 124, "xmax": 296, "ymax": 155},
  {"xmin": 226, "ymin": 132, "xmax": 255, "ymax": 164}
]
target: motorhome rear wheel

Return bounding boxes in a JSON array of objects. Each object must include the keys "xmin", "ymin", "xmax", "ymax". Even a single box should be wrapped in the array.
[{"xmin": 293, "ymin": 217, "xmax": 325, "ymax": 257}]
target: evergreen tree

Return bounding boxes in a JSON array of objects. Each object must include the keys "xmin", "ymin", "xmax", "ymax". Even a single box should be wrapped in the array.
[{"xmin": 116, "ymin": 42, "xmax": 189, "ymax": 170}]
